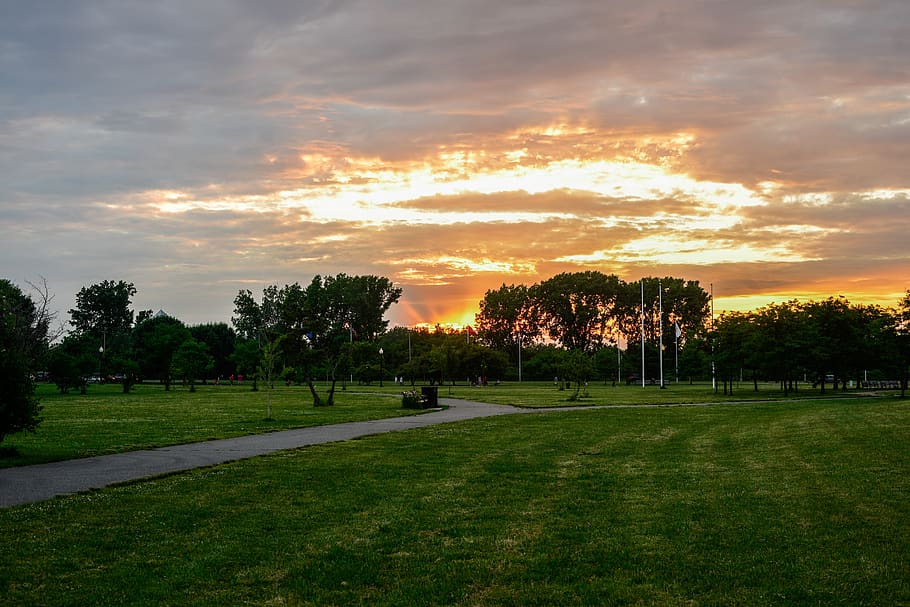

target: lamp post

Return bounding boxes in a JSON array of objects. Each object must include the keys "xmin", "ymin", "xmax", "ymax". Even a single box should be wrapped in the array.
[
  {"xmin": 378, "ymin": 347, "xmax": 384, "ymax": 387},
  {"xmin": 98, "ymin": 345, "xmax": 104, "ymax": 384}
]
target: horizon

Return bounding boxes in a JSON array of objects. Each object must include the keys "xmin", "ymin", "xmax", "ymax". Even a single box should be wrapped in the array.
[
  {"xmin": 3, "ymin": 2, "xmax": 908, "ymax": 329},
  {"xmin": 26, "ymin": 273, "xmax": 908, "ymax": 340}
]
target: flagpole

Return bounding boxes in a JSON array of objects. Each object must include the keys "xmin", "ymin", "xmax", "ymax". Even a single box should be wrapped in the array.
[
  {"xmin": 711, "ymin": 282, "xmax": 716, "ymax": 391},
  {"xmin": 659, "ymin": 280, "xmax": 665, "ymax": 389},
  {"xmin": 640, "ymin": 279, "xmax": 646, "ymax": 388},
  {"xmin": 674, "ymin": 322, "xmax": 680, "ymax": 383}
]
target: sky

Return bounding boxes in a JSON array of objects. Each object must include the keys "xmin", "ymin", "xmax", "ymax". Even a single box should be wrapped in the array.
[{"xmin": 2, "ymin": 1, "xmax": 909, "ymax": 331}]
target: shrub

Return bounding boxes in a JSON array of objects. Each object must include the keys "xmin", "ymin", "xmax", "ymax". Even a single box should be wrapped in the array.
[{"xmin": 401, "ymin": 390, "xmax": 424, "ymax": 409}]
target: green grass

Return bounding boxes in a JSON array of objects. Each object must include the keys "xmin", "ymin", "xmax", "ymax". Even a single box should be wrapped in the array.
[
  {"xmin": 2, "ymin": 397, "xmax": 908, "ymax": 605},
  {"xmin": 0, "ymin": 382, "xmax": 414, "ymax": 467},
  {"xmin": 3, "ymin": 380, "xmax": 891, "ymax": 468}
]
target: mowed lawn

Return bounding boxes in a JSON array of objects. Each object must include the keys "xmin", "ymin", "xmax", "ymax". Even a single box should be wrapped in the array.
[
  {"xmin": 2, "ymin": 397, "xmax": 908, "ymax": 606},
  {"xmin": 1, "ymin": 380, "xmax": 845, "ymax": 468},
  {"xmin": 0, "ymin": 383, "xmax": 412, "ymax": 467}
]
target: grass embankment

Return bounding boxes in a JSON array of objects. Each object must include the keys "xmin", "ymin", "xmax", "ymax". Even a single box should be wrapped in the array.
[
  {"xmin": 2, "ymin": 397, "xmax": 908, "ymax": 605},
  {"xmin": 0, "ymin": 383, "xmax": 410, "ymax": 467}
]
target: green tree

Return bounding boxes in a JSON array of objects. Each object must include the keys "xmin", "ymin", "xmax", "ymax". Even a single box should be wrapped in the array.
[
  {"xmin": 802, "ymin": 297, "xmax": 852, "ymax": 392},
  {"xmin": 171, "ymin": 338, "xmax": 214, "ymax": 392},
  {"xmin": 521, "ymin": 344, "xmax": 568, "ymax": 382},
  {"xmin": 771, "ymin": 301, "xmax": 812, "ymax": 393},
  {"xmin": 68, "ymin": 280, "xmax": 136, "ymax": 338},
  {"xmin": 133, "ymin": 315, "xmax": 191, "ymax": 390},
  {"xmin": 712, "ymin": 311, "xmax": 758, "ymax": 394},
  {"xmin": 593, "ymin": 345, "xmax": 622, "ymax": 385},
  {"xmin": 531, "ymin": 272, "xmax": 622, "ymax": 352},
  {"xmin": 46, "ymin": 334, "xmax": 97, "ymax": 394},
  {"xmin": 326, "ymin": 274, "xmax": 403, "ymax": 341},
  {"xmin": 68, "ymin": 280, "xmax": 138, "ymax": 385},
  {"xmin": 257, "ymin": 336, "xmax": 288, "ymax": 419},
  {"xmin": 231, "ymin": 339, "xmax": 262, "ymax": 391},
  {"xmin": 475, "ymin": 283, "xmax": 540, "ymax": 354},
  {"xmin": 190, "ymin": 323, "xmax": 236, "ymax": 381},
  {"xmin": 899, "ymin": 292, "xmax": 910, "ymax": 398},
  {"xmin": 232, "ymin": 275, "xmax": 402, "ymax": 406},
  {"xmin": 1, "ymin": 279, "xmax": 52, "ymax": 443},
  {"xmin": 561, "ymin": 349, "xmax": 594, "ymax": 401}
]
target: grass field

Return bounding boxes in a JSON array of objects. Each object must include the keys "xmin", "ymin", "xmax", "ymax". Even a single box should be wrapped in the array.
[
  {"xmin": 1, "ymin": 393, "xmax": 908, "ymax": 605},
  {"xmin": 2, "ymin": 380, "xmax": 875, "ymax": 468},
  {"xmin": 0, "ymin": 382, "xmax": 412, "ymax": 468}
]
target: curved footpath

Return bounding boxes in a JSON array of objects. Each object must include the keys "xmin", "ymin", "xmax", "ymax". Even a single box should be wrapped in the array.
[{"xmin": 0, "ymin": 398, "xmax": 525, "ymax": 509}]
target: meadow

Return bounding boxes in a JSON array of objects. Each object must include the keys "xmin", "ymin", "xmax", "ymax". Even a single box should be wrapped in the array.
[
  {"xmin": 2, "ymin": 380, "xmax": 865, "ymax": 468},
  {"xmin": 1, "ymin": 383, "xmax": 908, "ymax": 605},
  {"xmin": 0, "ymin": 382, "xmax": 411, "ymax": 467}
]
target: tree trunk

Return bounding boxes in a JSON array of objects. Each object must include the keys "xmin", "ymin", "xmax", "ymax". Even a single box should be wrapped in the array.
[
  {"xmin": 307, "ymin": 379, "xmax": 324, "ymax": 407},
  {"xmin": 326, "ymin": 378, "xmax": 338, "ymax": 406}
]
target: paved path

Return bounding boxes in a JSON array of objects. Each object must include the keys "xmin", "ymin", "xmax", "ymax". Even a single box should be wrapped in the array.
[{"xmin": 0, "ymin": 398, "xmax": 524, "ymax": 508}]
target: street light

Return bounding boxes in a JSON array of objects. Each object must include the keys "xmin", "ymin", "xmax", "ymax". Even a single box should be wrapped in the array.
[
  {"xmin": 98, "ymin": 345, "xmax": 104, "ymax": 384},
  {"xmin": 378, "ymin": 347, "xmax": 384, "ymax": 387}
]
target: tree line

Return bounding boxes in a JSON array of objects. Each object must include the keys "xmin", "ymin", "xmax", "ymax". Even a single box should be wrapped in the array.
[
  {"xmin": 710, "ymin": 296, "xmax": 910, "ymax": 396},
  {"xmin": 2, "ymin": 272, "xmax": 909, "ymax": 445},
  {"xmin": 476, "ymin": 273, "xmax": 910, "ymax": 397}
]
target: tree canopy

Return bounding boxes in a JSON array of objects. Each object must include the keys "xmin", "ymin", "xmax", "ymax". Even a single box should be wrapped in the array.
[
  {"xmin": 68, "ymin": 280, "xmax": 136, "ymax": 338},
  {"xmin": 0, "ymin": 280, "xmax": 49, "ymax": 442},
  {"xmin": 231, "ymin": 274, "xmax": 402, "ymax": 405},
  {"xmin": 476, "ymin": 272, "xmax": 710, "ymax": 353}
]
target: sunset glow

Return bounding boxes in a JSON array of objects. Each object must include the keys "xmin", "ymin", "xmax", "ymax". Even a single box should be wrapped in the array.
[{"xmin": 3, "ymin": 2, "xmax": 908, "ymax": 328}]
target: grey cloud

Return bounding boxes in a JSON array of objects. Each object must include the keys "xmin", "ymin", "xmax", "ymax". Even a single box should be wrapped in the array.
[{"xmin": 3, "ymin": 0, "xmax": 909, "ymax": 327}]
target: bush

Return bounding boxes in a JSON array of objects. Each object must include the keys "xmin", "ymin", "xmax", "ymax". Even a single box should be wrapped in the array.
[{"xmin": 401, "ymin": 390, "xmax": 424, "ymax": 409}]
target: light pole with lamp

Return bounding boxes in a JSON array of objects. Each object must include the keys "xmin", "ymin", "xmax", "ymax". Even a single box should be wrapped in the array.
[
  {"xmin": 98, "ymin": 345, "xmax": 104, "ymax": 384},
  {"xmin": 378, "ymin": 347, "xmax": 384, "ymax": 387}
]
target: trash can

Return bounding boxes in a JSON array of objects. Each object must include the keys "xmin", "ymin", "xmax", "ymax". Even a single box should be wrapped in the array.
[{"xmin": 421, "ymin": 386, "xmax": 438, "ymax": 408}]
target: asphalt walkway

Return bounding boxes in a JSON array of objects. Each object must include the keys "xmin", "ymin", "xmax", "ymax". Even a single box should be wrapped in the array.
[{"xmin": 0, "ymin": 398, "xmax": 524, "ymax": 508}]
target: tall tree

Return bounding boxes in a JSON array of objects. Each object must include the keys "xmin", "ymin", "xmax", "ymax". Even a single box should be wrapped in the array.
[
  {"xmin": 257, "ymin": 335, "xmax": 288, "ymax": 419},
  {"xmin": 133, "ymin": 314, "xmax": 191, "ymax": 390},
  {"xmin": 190, "ymin": 323, "xmax": 236, "ymax": 380},
  {"xmin": 68, "ymin": 280, "xmax": 138, "ymax": 385},
  {"xmin": 892, "ymin": 291, "xmax": 910, "ymax": 398},
  {"xmin": 531, "ymin": 271, "xmax": 622, "ymax": 352},
  {"xmin": 171, "ymin": 338, "xmax": 214, "ymax": 392},
  {"xmin": 802, "ymin": 297, "xmax": 871, "ymax": 392},
  {"xmin": 231, "ymin": 274, "xmax": 402, "ymax": 406},
  {"xmin": 475, "ymin": 283, "xmax": 540, "ymax": 353},
  {"xmin": 69, "ymin": 280, "xmax": 137, "ymax": 338},
  {"xmin": 231, "ymin": 289, "xmax": 264, "ymax": 343},
  {"xmin": 325, "ymin": 274, "xmax": 402, "ymax": 341},
  {"xmin": 749, "ymin": 301, "xmax": 808, "ymax": 394},
  {"xmin": 0, "ymin": 279, "xmax": 51, "ymax": 443},
  {"xmin": 47, "ymin": 334, "xmax": 97, "ymax": 394}
]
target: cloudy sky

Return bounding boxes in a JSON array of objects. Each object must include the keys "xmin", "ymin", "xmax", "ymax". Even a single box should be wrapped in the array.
[{"xmin": 3, "ymin": 1, "xmax": 909, "ymax": 330}]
